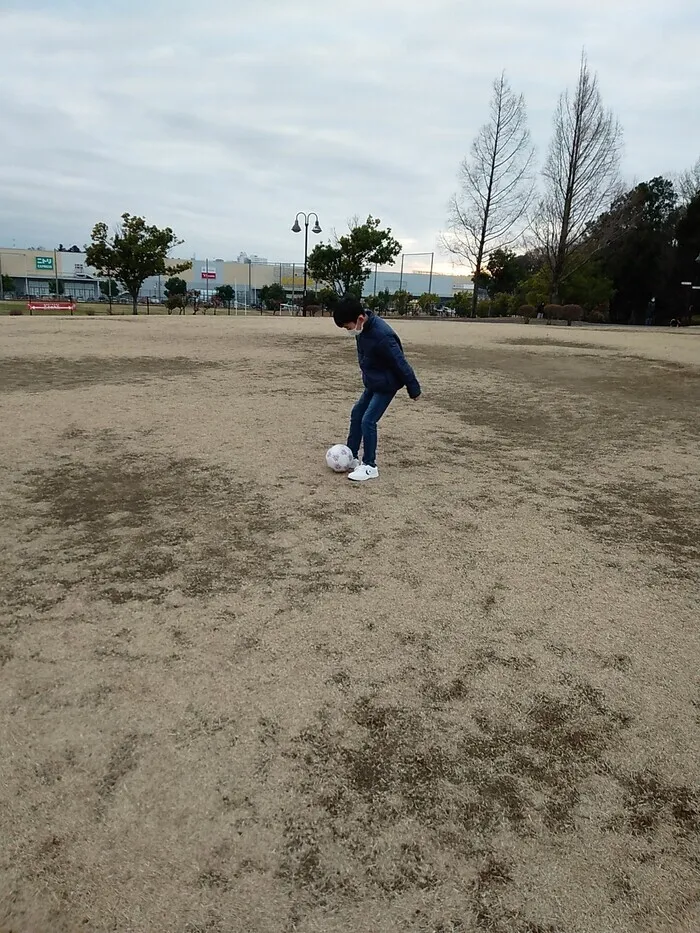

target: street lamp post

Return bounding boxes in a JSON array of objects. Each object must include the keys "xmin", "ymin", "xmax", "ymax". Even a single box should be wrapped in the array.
[{"xmin": 291, "ymin": 211, "xmax": 321, "ymax": 317}]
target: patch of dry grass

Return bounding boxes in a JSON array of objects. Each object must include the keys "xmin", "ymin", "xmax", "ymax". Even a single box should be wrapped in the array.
[{"xmin": 0, "ymin": 317, "xmax": 698, "ymax": 933}]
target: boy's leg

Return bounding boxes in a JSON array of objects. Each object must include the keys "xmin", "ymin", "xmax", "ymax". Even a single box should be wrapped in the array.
[
  {"xmin": 360, "ymin": 391, "xmax": 396, "ymax": 468},
  {"xmin": 347, "ymin": 389, "xmax": 372, "ymax": 460}
]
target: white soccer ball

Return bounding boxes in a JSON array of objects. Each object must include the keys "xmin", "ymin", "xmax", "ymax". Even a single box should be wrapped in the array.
[{"xmin": 326, "ymin": 444, "xmax": 354, "ymax": 473}]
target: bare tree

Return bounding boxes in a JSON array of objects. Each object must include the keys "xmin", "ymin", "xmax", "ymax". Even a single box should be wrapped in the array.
[
  {"xmin": 533, "ymin": 53, "xmax": 623, "ymax": 302},
  {"xmin": 444, "ymin": 72, "xmax": 535, "ymax": 316},
  {"xmin": 677, "ymin": 156, "xmax": 700, "ymax": 204}
]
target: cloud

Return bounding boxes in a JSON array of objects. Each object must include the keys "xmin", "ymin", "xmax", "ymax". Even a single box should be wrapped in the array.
[{"xmin": 0, "ymin": 0, "xmax": 698, "ymax": 268}]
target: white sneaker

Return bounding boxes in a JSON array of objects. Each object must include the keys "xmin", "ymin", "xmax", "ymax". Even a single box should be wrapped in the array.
[
  {"xmin": 347, "ymin": 457, "xmax": 360, "ymax": 472},
  {"xmin": 348, "ymin": 464, "xmax": 379, "ymax": 482}
]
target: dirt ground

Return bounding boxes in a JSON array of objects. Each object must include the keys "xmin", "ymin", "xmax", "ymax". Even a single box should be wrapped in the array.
[{"xmin": 1, "ymin": 316, "xmax": 698, "ymax": 933}]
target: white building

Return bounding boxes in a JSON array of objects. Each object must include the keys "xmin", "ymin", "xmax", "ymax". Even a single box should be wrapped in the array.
[{"xmin": 0, "ymin": 246, "xmax": 473, "ymax": 305}]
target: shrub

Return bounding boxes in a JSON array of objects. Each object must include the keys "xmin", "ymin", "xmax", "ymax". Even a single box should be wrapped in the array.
[
  {"xmin": 561, "ymin": 304, "xmax": 583, "ymax": 326},
  {"xmin": 583, "ymin": 304, "xmax": 609, "ymax": 325},
  {"xmin": 9, "ymin": 307, "xmax": 22, "ymax": 316},
  {"xmin": 544, "ymin": 303, "xmax": 563, "ymax": 321},
  {"xmin": 452, "ymin": 292, "xmax": 473, "ymax": 317},
  {"xmin": 490, "ymin": 293, "xmax": 511, "ymax": 317},
  {"xmin": 476, "ymin": 300, "xmax": 492, "ymax": 318},
  {"xmin": 519, "ymin": 304, "xmax": 536, "ymax": 323},
  {"xmin": 166, "ymin": 295, "xmax": 185, "ymax": 314},
  {"xmin": 583, "ymin": 308, "xmax": 607, "ymax": 325},
  {"xmin": 392, "ymin": 290, "xmax": 411, "ymax": 316},
  {"xmin": 417, "ymin": 292, "xmax": 440, "ymax": 315},
  {"xmin": 85, "ymin": 308, "xmax": 95, "ymax": 316}
]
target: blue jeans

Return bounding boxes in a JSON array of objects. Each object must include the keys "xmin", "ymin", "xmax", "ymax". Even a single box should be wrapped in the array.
[{"xmin": 347, "ymin": 389, "xmax": 396, "ymax": 468}]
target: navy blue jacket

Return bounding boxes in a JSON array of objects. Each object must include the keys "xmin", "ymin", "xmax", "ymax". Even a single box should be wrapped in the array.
[{"xmin": 355, "ymin": 312, "xmax": 421, "ymax": 398}]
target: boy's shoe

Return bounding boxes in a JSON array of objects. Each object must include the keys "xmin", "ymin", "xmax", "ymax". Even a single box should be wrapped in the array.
[
  {"xmin": 348, "ymin": 464, "xmax": 379, "ymax": 482},
  {"xmin": 347, "ymin": 457, "xmax": 361, "ymax": 472}
]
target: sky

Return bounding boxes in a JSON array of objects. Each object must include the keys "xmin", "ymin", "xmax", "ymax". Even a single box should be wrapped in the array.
[{"xmin": 1, "ymin": 0, "xmax": 698, "ymax": 274}]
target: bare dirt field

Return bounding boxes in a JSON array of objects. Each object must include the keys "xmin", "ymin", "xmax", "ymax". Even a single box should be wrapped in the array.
[{"xmin": 1, "ymin": 316, "xmax": 698, "ymax": 933}]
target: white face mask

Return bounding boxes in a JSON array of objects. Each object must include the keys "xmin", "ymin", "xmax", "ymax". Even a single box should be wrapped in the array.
[{"xmin": 341, "ymin": 314, "xmax": 366, "ymax": 335}]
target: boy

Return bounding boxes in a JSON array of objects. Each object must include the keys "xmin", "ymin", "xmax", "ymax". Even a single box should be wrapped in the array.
[{"xmin": 333, "ymin": 295, "xmax": 421, "ymax": 482}]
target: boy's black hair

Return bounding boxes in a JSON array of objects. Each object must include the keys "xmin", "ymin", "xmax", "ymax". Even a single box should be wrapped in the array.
[{"xmin": 333, "ymin": 295, "xmax": 365, "ymax": 327}]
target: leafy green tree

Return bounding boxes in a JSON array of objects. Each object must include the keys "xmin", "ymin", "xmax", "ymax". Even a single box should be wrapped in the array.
[
  {"xmin": 417, "ymin": 293, "xmax": 439, "ymax": 315},
  {"xmin": 675, "ymin": 191, "xmax": 700, "ymax": 280},
  {"xmin": 599, "ymin": 177, "xmax": 678, "ymax": 323},
  {"xmin": 317, "ymin": 287, "xmax": 338, "ymax": 313},
  {"xmin": 260, "ymin": 283, "xmax": 286, "ymax": 312},
  {"xmin": 48, "ymin": 280, "xmax": 65, "ymax": 296},
  {"xmin": 365, "ymin": 288, "xmax": 392, "ymax": 315},
  {"xmin": 86, "ymin": 214, "xmax": 191, "ymax": 315},
  {"xmin": 164, "ymin": 276, "xmax": 188, "ymax": 298},
  {"xmin": 307, "ymin": 215, "xmax": 402, "ymax": 297},
  {"xmin": 471, "ymin": 269, "xmax": 492, "ymax": 301},
  {"xmin": 215, "ymin": 285, "xmax": 235, "ymax": 310},
  {"xmin": 483, "ymin": 248, "xmax": 531, "ymax": 296},
  {"xmin": 99, "ymin": 278, "xmax": 119, "ymax": 313},
  {"xmin": 489, "ymin": 292, "xmax": 512, "ymax": 316},
  {"xmin": 672, "ymin": 190, "xmax": 700, "ymax": 322},
  {"xmin": 100, "ymin": 279, "xmax": 119, "ymax": 298},
  {"xmin": 452, "ymin": 290, "xmax": 474, "ymax": 317},
  {"xmin": 1, "ymin": 274, "xmax": 15, "ymax": 296},
  {"xmin": 518, "ymin": 268, "xmax": 551, "ymax": 308},
  {"xmin": 392, "ymin": 290, "xmax": 412, "ymax": 316},
  {"xmin": 559, "ymin": 260, "xmax": 614, "ymax": 311}
]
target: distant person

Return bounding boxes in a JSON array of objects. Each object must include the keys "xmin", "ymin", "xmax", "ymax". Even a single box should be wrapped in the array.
[
  {"xmin": 646, "ymin": 298, "xmax": 656, "ymax": 326},
  {"xmin": 333, "ymin": 295, "xmax": 421, "ymax": 482}
]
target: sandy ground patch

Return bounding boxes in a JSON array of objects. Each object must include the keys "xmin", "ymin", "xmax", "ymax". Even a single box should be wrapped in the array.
[{"xmin": 1, "ymin": 316, "xmax": 698, "ymax": 933}]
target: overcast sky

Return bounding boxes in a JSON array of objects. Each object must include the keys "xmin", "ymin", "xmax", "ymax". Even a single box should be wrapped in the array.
[{"xmin": 1, "ymin": 0, "xmax": 698, "ymax": 273}]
